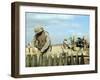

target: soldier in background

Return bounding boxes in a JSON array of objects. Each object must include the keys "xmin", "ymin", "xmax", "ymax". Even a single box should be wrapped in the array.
[
  {"xmin": 63, "ymin": 39, "xmax": 70, "ymax": 49},
  {"xmin": 33, "ymin": 25, "xmax": 52, "ymax": 66},
  {"xmin": 82, "ymin": 36, "xmax": 89, "ymax": 50}
]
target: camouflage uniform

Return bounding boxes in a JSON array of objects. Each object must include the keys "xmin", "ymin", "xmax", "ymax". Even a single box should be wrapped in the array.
[
  {"xmin": 33, "ymin": 26, "xmax": 52, "ymax": 66},
  {"xmin": 33, "ymin": 26, "xmax": 51, "ymax": 54}
]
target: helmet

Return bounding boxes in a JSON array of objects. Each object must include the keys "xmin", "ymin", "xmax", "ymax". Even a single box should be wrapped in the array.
[{"xmin": 34, "ymin": 25, "xmax": 44, "ymax": 34}]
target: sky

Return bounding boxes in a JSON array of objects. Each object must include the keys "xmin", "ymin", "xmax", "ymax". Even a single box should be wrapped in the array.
[{"xmin": 25, "ymin": 12, "xmax": 90, "ymax": 45}]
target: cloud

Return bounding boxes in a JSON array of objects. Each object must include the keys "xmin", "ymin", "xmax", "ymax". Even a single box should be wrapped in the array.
[
  {"xmin": 26, "ymin": 12, "xmax": 75, "ymax": 21},
  {"xmin": 71, "ymin": 23, "xmax": 81, "ymax": 28}
]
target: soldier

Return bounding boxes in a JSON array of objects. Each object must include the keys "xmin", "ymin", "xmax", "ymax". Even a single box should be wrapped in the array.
[
  {"xmin": 82, "ymin": 36, "xmax": 88, "ymax": 50},
  {"xmin": 63, "ymin": 39, "xmax": 69, "ymax": 49},
  {"xmin": 33, "ymin": 26, "xmax": 52, "ymax": 66}
]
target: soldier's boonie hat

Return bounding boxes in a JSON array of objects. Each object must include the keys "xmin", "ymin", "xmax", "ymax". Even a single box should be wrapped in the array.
[{"xmin": 34, "ymin": 25, "xmax": 44, "ymax": 34}]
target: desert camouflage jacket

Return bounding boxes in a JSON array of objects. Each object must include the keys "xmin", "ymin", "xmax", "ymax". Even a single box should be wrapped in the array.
[{"xmin": 33, "ymin": 31, "xmax": 51, "ymax": 53}]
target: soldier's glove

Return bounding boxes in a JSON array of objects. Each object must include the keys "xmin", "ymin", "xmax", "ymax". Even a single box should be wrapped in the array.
[{"xmin": 40, "ymin": 49, "xmax": 45, "ymax": 56}]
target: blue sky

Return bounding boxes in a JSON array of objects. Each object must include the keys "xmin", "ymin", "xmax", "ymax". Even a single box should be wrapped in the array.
[{"xmin": 25, "ymin": 12, "xmax": 89, "ymax": 45}]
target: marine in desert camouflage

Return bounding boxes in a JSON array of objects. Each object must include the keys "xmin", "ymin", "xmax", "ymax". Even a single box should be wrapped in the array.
[{"xmin": 33, "ymin": 25, "xmax": 52, "ymax": 66}]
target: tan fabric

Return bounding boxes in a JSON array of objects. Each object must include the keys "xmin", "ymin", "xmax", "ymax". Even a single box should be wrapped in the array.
[
  {"xmin": 35, "ymin": 31, "xmax": 46, "ymax": 50},
  {"xmin": 34, "ymin": 26, "xmax": 44, "ymax": 34},
  {"xmin": 33, "ymin": 31, "xmax": 51, "ymax": 53}
]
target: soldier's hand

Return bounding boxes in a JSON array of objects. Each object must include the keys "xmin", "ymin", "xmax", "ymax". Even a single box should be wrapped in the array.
[{"xmin": 40, "ymin": 50, "xmax": 44, "ymax": 53}]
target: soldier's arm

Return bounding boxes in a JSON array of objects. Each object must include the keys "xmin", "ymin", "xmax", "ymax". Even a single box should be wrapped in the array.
[
  {"xmin": 41, "ymin": 32, "xmax": 51, "ymax": 53},
  {"xmin": 32, "ymin": 35, "xmax": 38, "ymax": 47}
]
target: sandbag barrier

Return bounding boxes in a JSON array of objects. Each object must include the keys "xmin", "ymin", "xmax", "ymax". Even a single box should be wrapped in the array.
[{"xmin": 26, "ymin": 53, "xmax": 89, "ymax": 67}]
